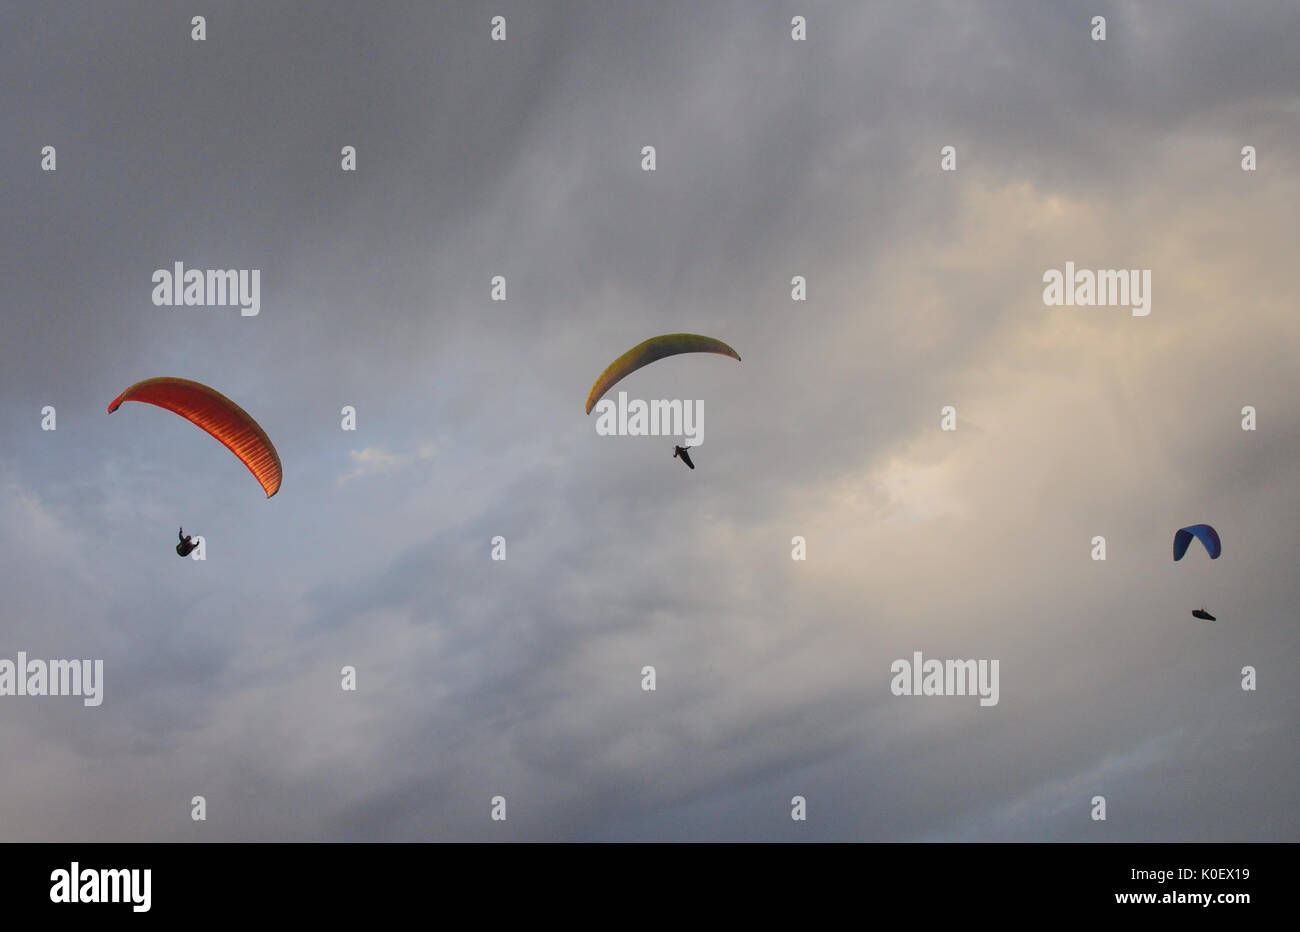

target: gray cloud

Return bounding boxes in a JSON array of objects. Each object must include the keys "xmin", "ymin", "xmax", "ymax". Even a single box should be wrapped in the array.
[{"xmin": 1, "ymin": 0, "xmax": 1296, "ymax": 840}]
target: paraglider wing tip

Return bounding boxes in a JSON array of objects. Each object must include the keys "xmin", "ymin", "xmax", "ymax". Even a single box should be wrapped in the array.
[{"xmin": 107, "ymin": 385, "xmax": 138, "ymax": 413}]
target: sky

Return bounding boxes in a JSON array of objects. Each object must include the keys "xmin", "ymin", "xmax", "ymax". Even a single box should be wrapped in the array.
[{"xmin": 1, "ymin": 0, "xmax": 1297, "ymax": 841}]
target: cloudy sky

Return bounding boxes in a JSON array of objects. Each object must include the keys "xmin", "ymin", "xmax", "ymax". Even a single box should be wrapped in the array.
[{"xmin": 1, "ymin": 0, "xmax": 1296, "ymax": 841}]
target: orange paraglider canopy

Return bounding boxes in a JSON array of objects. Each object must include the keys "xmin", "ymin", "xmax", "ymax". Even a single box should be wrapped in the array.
[{"xmin": 108, "ymin": 377, "xmax": 282, "ymax": 497}]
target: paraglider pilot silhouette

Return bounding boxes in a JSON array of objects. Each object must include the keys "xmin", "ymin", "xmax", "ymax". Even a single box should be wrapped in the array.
[
  {"xmin": 176, "ymin": 527, "xmax": 199, "ymax": 557},
  {"xmin": 176, "ymin": 527, "xmax": 198, "ymax": 557},
  {"xmin": 673, "ymin": 445, "xmax": 695, "ymax": 470}
]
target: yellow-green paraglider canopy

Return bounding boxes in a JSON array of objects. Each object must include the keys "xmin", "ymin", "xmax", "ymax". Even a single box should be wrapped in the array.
[{"xmin": 585, "ymin": 333, "xmax": 740, "ymax": 414}]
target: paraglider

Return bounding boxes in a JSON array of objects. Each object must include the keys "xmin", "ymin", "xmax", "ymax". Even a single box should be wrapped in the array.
[
  {"xmin": 1173, "ymin": 524, "xmax": 1221, "ymax": 561},
  {"xmin": 1174, "ymin": 524, "xmax": 1222, "ymax": 623},
  {"xmin": 585, "ymin": 333, "xmax": 740, "ymax": 415},
  {"xmin": 176, "ymin": 527, "xmax": 198, "ymax": 557},
  {"xmin": 673, "ymin": 445, "xmax": 695, "ymax": 470},
  {"xmin": 108, "ymin": 377, "xmax": 282, "ymax": 497}
]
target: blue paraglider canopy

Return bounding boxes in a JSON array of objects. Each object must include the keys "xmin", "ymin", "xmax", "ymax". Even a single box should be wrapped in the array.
[{"xmin": 1173, "ymin": 524, "xmax": 1221, "ymax": 561}]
